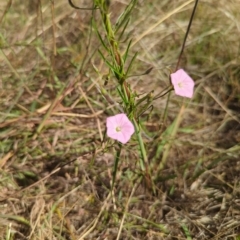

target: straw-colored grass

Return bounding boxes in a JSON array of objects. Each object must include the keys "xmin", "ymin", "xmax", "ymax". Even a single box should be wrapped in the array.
[{"xmin": 0, "ymin": 0, "xmax": 240, "ymax": 239}]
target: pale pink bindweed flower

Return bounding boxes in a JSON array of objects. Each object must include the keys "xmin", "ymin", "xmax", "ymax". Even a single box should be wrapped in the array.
[
  {"xmin": 170, "ymin": 69, "xmax": 195, "ymax": 98},
  {"xmin": 106, "ymin": 113, "xmax": 134, "ymax": 144}
]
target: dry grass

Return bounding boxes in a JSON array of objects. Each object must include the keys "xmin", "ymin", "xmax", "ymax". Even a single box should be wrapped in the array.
[{"xmin": 0, "ymin": 0, "xmax": 240, "ymax": 239}]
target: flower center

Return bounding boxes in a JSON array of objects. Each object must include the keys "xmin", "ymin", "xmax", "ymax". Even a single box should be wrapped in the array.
[
  {"xmin": 178, "ymin": 81, "xmax": 183, "ymax": 88},
  {"xmin": 115, "ymin": 126, "xmax": 121, "ymax": 132}
]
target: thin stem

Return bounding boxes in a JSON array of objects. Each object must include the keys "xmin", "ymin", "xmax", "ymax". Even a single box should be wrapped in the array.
[
  {"xmin": 153, "ymin": 87, "xmax": 173, "ymax": 100},
  {"xmin": 162, "ymin": 91, "xmax": 171, "ymax": 124},
  {"xmin": 68, "ymin": 0, "xmax": 98, "ymax": 10},
  {"xmin": 175, "ymin": 0, "xmax": 199, "ymax": 71}
]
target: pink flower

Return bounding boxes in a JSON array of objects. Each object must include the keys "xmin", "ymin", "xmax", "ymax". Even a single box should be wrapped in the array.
[
  {"xmin": 170, "ymin": 69, "xmax": 194, "ymax": 98},
  {"xmin": 106, "ymin": 113, "xmax": 135, "ymax": 144}
]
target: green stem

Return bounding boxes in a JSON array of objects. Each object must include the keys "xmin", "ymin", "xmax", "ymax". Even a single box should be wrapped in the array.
[
  {"xmin": 162, "ymin": 91, "xmax": 171, "ymax": 124},
  {"xmin": 112, "ymin": 143, "xmax": 122, "ymax": 190},
  {"xmin": 132, "ymin": 117, "xmax": 147, "ymax": 172}
]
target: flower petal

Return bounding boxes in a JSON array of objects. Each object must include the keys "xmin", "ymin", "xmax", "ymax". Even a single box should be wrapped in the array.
[
  {"xmin": 106, "ymin": 113, "xmax": 134, "ymax": 144},
  {"xmin": 171, "ymin": 69, "xmax": 194, "ymax": 98}
]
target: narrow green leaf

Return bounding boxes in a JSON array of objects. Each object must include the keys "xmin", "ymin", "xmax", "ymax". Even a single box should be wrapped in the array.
[
  {"xmin": 114, "ymin": 0, "xmax": 138, "ymax": 33},
  {"xmin": 118, "ymin": 18, "xmax": 130, "ymax": 42},
  {"xmin": 0, "ymin": 214, "xmax": 30, "ymax": 226},
  {"xmin": 123, "ymin": 39, "xmax": 132, "ymax": 63},
  {"xmin": 117, "ymin": 86, "xmax": 126, "ymax": 102},
  {"xmin": 125, "ymin": 52, "xmax": 138, "ymax": 77},
  {"xmin": 98, "ymin": 49, "xmax": 114, "ymax": 69},
  {"xmin": 181, "ymin": 223, "xmax": 192, "ymax": 240},
  {"xmin": 92, "ymin": 19, "xmax": 109, "ymax": 51},
  {"xmin": 98, "ymin": 49, "xmax": 122, "ymax": 81}
]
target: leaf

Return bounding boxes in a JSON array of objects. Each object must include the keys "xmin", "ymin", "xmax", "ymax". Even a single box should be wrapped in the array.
[
  {"xmin": 114, "ymin": 0, "xmax": 138, "ymax": 33},
  {"xmin": 123, "ymin": 39, "xmax": 132, "ymax": 63},
  {"xmin": 118, "ymin": 18, "xmax": 130, "ymax": 42},
  {"xmin": 125, "ymin": 52, "xmax": 138, "ymax": 77},
  {"xmin": 92, "ymin": 19, "xmax": 109, "ymax": 51}
]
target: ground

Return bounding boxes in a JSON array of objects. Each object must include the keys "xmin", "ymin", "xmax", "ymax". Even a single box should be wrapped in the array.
[{"xmin": 0, "ymin": 0, "xmax": 240, "ymax": 239}]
